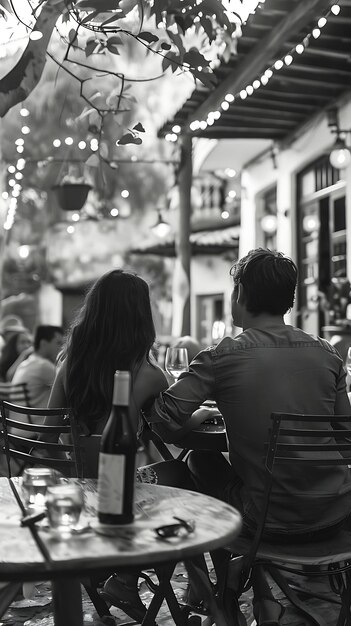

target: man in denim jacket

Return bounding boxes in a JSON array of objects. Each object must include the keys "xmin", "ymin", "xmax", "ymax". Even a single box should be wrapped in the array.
[
  {"xmin": 149, "ymin": 248, "xmax": 351, "ymax": 535},
  {"xmin": 146, "ymin": 248, "xmax": 351, "ymax": 623}
]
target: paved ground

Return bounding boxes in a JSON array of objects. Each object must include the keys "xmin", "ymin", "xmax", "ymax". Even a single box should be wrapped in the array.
[{"xmin": 1, "ymin": 559, "xmax": 340, "ymax": 625}]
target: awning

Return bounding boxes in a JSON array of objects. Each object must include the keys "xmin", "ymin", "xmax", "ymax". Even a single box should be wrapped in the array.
[
  {"xmin": 130, "ymin": 225, "xmax": 240, "ymax": 257},
  {"xmin": 159, "ymin": 0, "xmax": 351, "ymax": 144}
]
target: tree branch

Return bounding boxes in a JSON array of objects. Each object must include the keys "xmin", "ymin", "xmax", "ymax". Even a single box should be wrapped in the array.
[{"xmin": 0, "ymin": 0, "xmax": 67, "ymax": 117}]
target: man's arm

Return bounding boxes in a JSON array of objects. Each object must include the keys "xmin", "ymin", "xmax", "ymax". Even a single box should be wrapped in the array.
[{"xmin": 145, "ymin": 349, "xmax": 215, "ymax": 443}]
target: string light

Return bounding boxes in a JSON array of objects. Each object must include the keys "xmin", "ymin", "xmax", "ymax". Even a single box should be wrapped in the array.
[
  {"xmin": 29, "ymin": 30, "xmax": 43, "ymax": 41},
  {"xmin": 171, "ymin": 2, "xmax": 342, "ymax": 140},
  {"xmin": 17, "ymin": 159, "xmax": 25, "ymax": 170}
]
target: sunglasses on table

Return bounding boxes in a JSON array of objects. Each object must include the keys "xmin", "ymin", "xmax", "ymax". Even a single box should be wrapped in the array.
[{"xmin": 154, "ymin": 516, "xmax": 195, "ymax": 539}]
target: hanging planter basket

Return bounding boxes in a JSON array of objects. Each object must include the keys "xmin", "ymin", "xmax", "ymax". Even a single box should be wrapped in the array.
[{"xmin": 53, "ymin": 183, "xmax": 92, "ymax": 212}]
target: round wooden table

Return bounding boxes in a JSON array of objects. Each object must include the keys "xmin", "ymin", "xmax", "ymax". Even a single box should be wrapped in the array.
[{"xmin": 2, "ymin": 478, "xmax": 242, "ymax": 626}]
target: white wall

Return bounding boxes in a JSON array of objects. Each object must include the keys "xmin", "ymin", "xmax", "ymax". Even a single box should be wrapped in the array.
[{"xmin": 243, "ymin": 97, "xmax": 351, "ymax": 264}]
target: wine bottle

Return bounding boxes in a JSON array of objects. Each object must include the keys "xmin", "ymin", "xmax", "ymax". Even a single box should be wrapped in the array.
[{"xmin": 97, "ymin": 370, "xmax": 137, "ymax": 525}]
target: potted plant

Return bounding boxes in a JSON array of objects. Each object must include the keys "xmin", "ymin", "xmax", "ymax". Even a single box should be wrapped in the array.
[{"xmin": 53, "ymin": 173, "xmax": 92, "ymax": 212}]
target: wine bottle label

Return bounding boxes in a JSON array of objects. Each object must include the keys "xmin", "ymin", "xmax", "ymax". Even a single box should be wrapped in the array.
[{"xmin": 97, "ymin": 453, "xmax": 126, "ymax": 515}]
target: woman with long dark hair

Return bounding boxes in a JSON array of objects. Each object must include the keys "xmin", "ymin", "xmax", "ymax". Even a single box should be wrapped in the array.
[
  {"xmin": 48, "ymin": 268, "xmax": 167, "ymax": 436},
  {"xmin": 48, "ymin": 268, "xmax": 197, "ymax": 619}
]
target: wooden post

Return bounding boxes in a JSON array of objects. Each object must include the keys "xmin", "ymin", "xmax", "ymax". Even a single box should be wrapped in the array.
[{"xmin": 173, "ymin": 134, "xmax": 192, "ymax": 337}]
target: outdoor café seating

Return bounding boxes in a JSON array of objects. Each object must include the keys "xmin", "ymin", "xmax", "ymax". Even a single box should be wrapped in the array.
[
  {"xmin": 215, "ymin": 412, "xmax": 351, "ymax": 626},
  {"xmin": 0, "ymin": 400, "xmax": 111, "ymax": 620}
]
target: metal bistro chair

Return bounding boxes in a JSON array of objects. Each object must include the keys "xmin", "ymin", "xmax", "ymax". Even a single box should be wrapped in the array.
[
  {"xmin": 0, "ymin": 400, "xmax": 84, "ymax": 479},
  {"xmin": 217, "ymin": 412, "xmax": 351, "ymax": 626},
  {"xmin": 0, "ymin": 382, "xmax": 31, "ymax": 406},
  {"xmin": 0, "ymin": 400, "xmax": 112, "ymax": 620}
]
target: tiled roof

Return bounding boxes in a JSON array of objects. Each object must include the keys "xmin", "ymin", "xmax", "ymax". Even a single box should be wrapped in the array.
[{"xmin": 131, "ymin": 225, "xmax": 240, "ymax": 257}]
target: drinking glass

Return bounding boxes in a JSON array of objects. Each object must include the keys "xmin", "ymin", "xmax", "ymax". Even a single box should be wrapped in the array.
[
  {"xmin": 346, "ymin": 347, "xmax": 351, "ymax": 377},
  {"xmin": 165, "ymin": 347, "xmax": 189, "ymax": 381},
  {"xmin": 22, "ymin": 468, "xmax": 57, "ymax": 511},
  {"xmin": 46, "ymin": 483, "xmax": 84, "ymax": 534}
]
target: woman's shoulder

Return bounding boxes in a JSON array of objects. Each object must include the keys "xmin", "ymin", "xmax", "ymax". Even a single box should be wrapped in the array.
[
  {"xmin": 137, "ymin": 357, "xmax": 167, "ymax": 386},
  {"xmin": 133, "ymin": 357, "xmax": 168, "ymax": 398}
]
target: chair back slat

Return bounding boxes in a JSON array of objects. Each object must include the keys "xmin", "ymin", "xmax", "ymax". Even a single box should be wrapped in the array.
[
  {"xmin": 6, "ymin": 448, "xmax": 77, "ymax": 470},
  {"xmin": 273, "ymin": 413, "xmax": 351, "ymax": 422},
  {"xmin": 270, "ymin": 457, "xmax": 351, "ymax": 466},
  {"xmin": 7, "ymin": 433, "xmax": 77, "ymax": 453},
  {"xmin": 5, "ymin": 418, "xmax": 71, "ymax": 434},
  {"xmin": 0, "ymin": 400, "xmax": 84, "ymax": 479},
  {"xmin": 265, "ymin": 442, "xmax": 351, "ymax": 453},
  {"xmin": 278, "ymin": 427, "xmax": 351, "ymax": 437}
]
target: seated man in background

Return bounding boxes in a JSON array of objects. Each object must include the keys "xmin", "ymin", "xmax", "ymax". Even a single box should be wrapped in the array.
[
  {"xmin": 146, "ymin": 248, "xmax": 351, "ymax": 625},
  {"xmin": 172, "ymin": 335, "xmax": 202, "ymax": 362},
  {"xmin": 12, "ymin": 325, "xmax": 63, "ymax": 407}
]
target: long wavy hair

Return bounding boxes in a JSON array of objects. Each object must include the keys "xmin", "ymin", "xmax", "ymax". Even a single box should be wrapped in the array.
[{"xmin": 63, "ymin": 269, "xmax": 156, "ymax": 430}]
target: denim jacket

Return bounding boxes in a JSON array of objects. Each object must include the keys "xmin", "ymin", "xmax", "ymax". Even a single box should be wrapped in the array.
[{"xmin": 148, "ymin": 325, "xmax": 351, "ymax": 534}]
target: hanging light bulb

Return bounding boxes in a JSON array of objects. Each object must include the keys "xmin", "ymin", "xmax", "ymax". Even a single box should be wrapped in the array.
[
  {"xmin": 151, "ymin": 210, "xmax": 171, "ymax": 237},
  {"xmin": 261, "ymin": 214, "xmax": 277, "ymax": 234},
  {"xmin": 329, "ymin": 136, "xmax": 351, "ymax": 169}
]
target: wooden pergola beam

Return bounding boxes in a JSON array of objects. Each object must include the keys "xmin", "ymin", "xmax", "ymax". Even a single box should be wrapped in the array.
[{"xmin": 185, "ymin": 0, "xmax": 334, "ymax": 129}]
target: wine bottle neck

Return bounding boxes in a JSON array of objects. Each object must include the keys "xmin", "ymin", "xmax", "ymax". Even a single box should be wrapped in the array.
[{"xmin": 113, "ymin": 371, "xmax": 130, "ymax": 405}]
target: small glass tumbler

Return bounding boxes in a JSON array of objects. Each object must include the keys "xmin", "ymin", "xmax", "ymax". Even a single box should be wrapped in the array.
[
  {"xmin": 22, "ymin": 468, "xmax": 57, "ymax": 511},
  {"xmin": 46, "ymin": 483, "xmax": 84, "ymax": 534}
]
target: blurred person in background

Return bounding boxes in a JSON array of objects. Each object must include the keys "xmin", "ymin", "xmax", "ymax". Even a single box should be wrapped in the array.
[
  {"xmin": 172, "ymin": 335, "xmax": 202, "ymax": 362},
  {"xmin": 0, "ymin": 329, "xmax": 32, "ymax": 382},
  {"xmin": 12, "ymin": 325, "xmax": 63, "ymax": 407},
  {"xmin": 0, "ymin": 315, "xmax": 27, "ymax": 357}
]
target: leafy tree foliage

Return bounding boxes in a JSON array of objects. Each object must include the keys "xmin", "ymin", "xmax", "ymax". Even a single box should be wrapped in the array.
[{"xmin": 0, "ymin": 0, "xmax": 242, "ymax": 149}]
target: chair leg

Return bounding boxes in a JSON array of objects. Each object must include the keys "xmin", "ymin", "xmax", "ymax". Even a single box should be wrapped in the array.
[
  {"xmin": 335, "ymin": 570, "xmax": 351, "ymax": 626},
  {"xmin": 83, "ymin": 583, "xmax": 111, "ymax": 617},
  {"xmin": 0, "ymin": 582, "xmax": 22, "ymax": 619},
  {"xmin": 267, "ymin": 565, "xmax": 328, "ymax": 626}
]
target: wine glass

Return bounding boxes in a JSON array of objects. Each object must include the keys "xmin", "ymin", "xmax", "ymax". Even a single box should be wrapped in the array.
[{"xmin": 165, "ymin": 347, "xmax": 189, "ymax": 381}]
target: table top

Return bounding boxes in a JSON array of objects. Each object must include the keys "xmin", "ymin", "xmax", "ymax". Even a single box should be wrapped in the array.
[{"xmin": 0, "ymin": 477, "xmax": 241, "ymax": 581}]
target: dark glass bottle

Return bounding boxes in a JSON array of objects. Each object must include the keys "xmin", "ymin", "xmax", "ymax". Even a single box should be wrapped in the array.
[{"xmin": 97, "ymin": 370, "xmax": 137, "ymax": 525}]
